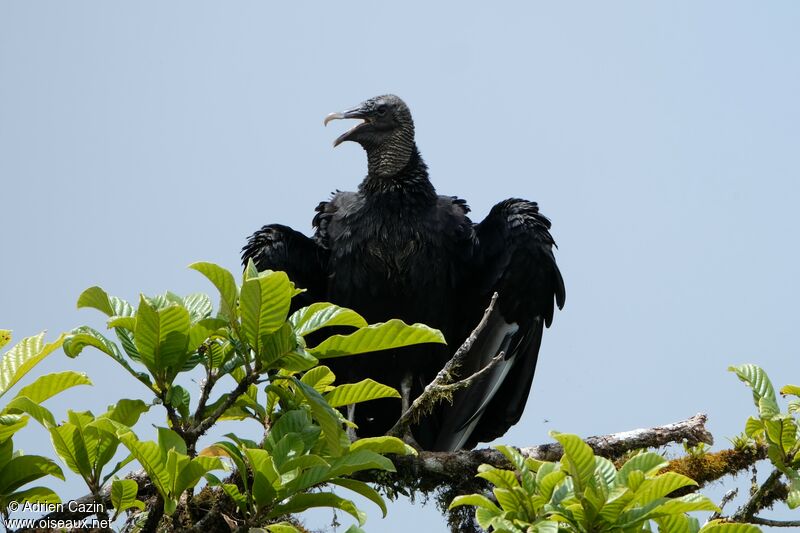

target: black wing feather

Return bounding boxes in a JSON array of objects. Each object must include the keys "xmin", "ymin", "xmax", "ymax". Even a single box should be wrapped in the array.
[
  {"xmin": 241, "ymin": 223, "xmax": 329, "ymax": 307},
  {"xmin": 434, "ymin": 198, "xmax": 565, "ymax": 450}
]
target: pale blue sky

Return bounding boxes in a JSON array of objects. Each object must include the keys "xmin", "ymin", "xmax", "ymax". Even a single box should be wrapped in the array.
[{"xmin": 2, "ymin": 2, "xmax": 799, "ymax": 531}]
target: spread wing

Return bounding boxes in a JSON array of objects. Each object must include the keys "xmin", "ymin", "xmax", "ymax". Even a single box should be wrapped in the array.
[
  {"xmin": 241, "ymin": 223, "xmax": 329, "ymax": 308},
  {"xmin": 433, "ymin": 199, "xmax": 565, "ymax": 451}
]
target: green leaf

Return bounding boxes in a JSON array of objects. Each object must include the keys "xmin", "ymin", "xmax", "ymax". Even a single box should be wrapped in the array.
[
  {"xmin": 157, "ymin": 427, "xmax": 187, "ymax": 455},
  {"xmin": 108, "ymin": 316, "xmax": 136, "ymax": 330},
  {"xmin": 87, "ymin": 424, "xmax": 122, "ymax": 480},
  {"xmin": 267, "ymin": 410, "xmax": 312, "ymax": 446},
  {"xmin": 267, "ymin": 492, "xmax": 366, "ymax": 525},
  {"xmin": 631, "ymin": 472, "xmax": 698, "ymax": 505},
  {"xmin": 729, "ymin": 364, "xmax": 777, "ymax": 406},
  {"xmin": 598, "ymin": 487, "xmax": 634, "ymax": 523},
  {"xmin": 617, "ymin": 452, "xmax": 668, "ymax": 486},
  {"xmin": 551, "ymin": 432, "xmax": 596, "ymax": 493},
  {"xmin": 116, "ymin": 431, "xmax": 171, "ymax": 499},
  {"xmin": 110, "ymin": 478, "xmax": 144, "ymax": 518},
  {"xmin": 309, "ymin": 320, "xmax": 445, "ymax": 359},
  {"xmin": 0, "ymin": 332, "xmax": 64, "ymax": 398},
  {"xmin": 221, "ymin": 483, "xmax": 248, "ymax": 514},
  {"xmin": 787, "ymin": 475, "xmax": 800, "ymax": 509},
  {"xmin": 189, "ymin": 262, "xmax": 239, "ymax": 321},
  {"xmin": 654, "ymin": 514, "xmax": 692, "ymax": 533},
  {"xmin": 494, "ymin": 487, "xmax": 525, "ymax": 515},
  {"xmin": 258, "ymin": 323, "xmax": 296, "ymax": 367},
  {"xmin": 778, "ymin": 418, "xmax": 798, "ymax": 453},
  {"xmin": 3, "ymin": 396, "xmax": 56, "ymax": 426},
  {"xmin": 103, "ymin": 399, "xmax": 150, "ymax": 426},
  {"xmin": 496, "ymin": 444, "xmax": 526, "ymax": 473},
  {"xmin": 64, "ymin": 327, "xmax": 152, "ymax": 388},
  {"xmin": 0, "ymin": 438, "xmax": 11, "ymax": 468},
  {"xmin": 266, "ymin": 524, "xmax": 303, "ymax": 533},
  {"xmin": 258, "ymin": 526, "xmax": 290, "ymax": 533},
  {"xmin": 0, "ymin": 454, "xmax": 64, "ymax": 494},
  {"xmin": 474, "ymin": 506, "xmax": 510, "ymax": 531},
  {"xmin": 324, "ymin": 379, "xmax": 400, "ymax": 407},
  {"xmin": 290, "ymin": 303, "xmax": 367, "ymax": 337},
  {"xmin": 0, "ymin": 414, "xmax": 29, "ymax": 443},
  {"xmin": 293, "ymin": 379, "xmax": 345, "ymax": 454},
  {"xmin": 134, "ymin": 296, "xmax": 191, "ymax": 383},
  {"xmin": 330, "ymin": 478, "xmax": 388, "ymax": 518},
  {"xmin": 781, "ymin": 384, "xmax": 800, "ymax": 397},
  {"xmin": 652, "ymin": 492, "xmax": 720, "ymax": 515},
  {"xmin": 243, "ymin": 258, "xmax": 260, "ymax": 280},
  {"xmin": 205, "ymin": 339, "xmax": 233, "ymax": 369},
  {"xmin": 758, "ymin": 396, "xmax": 781, "ymax": 419},
  {"xmin": 183, "ymin": 293, "xmax": 212, "ymax": 322},
  {"xmin": 167, "ymin": 385, "xmax": 191, "ymax": 419},
  {"xmin": 202, "ymin": 442, "xmax": 249, "ymax": 494},
  {"xmin": 537, "ymin": 469, "xmax": 567, "ymax": 501},
  {"xmin": 63, "ymin": 327, "xmax": 120, "ymax": 359},
  {"xmin": 327, "ymin": 450, "xmax": 395, "ymax": 477},
  {"xmin": 275, "ymin": 350, "xmax": 318, "ymax": 372},
  {"xmin": 271, "ymin": 434, "xmax": 305, "ymax": 471},
  {"xmin": 280, "ymin": 454, "xmax": 330, "ymax": 474},
  {"xmin": 477, "ymin": 464, "xmax": 520, "ymax": 490},
  {"xmin": 240, "ymin": 270, "xmax": 294, "ymax": 355},
  {"xmin": 449, "ymin": 493, "xmax": 502, "ymax": 512},
  {"xmin": 626, "ymin": 469, "xmax": 645, "ymax": 491},
  {"xmin": 349, "ymin": 436, "xmax": 417, "ymax": 456},
  {"xmin": 594, "ymin": 456, "xmax": 617, "ymax": 486},
  {"xmin": 49, "ymin": 422, "xmax": 92, "ymax": 478},
  {"xmin": 172, "ymin": 454, "xmax": 222, "ymax": 495},
  {"xmin": 300, "ymin": 366, "xmax": 336, "ymax": 392},
  {"xmin": 76, "ymin": 286, "xmax": 116, "ymax": 316},
  {"xmin": 789, "ymin": 400, "xmax": 800, "ymax": 414},
  {"xmin": 245, "ymin": 448, "xmax": 278, "ymax": 509},
  {"xmin": 14, "ymin": 371, "xmax": 92, "ymax": 404},
  {"xmin": 9, "ymin": 486, "xmax": 60, "ymax": 505},
  {"xmin": 744, "ymin": 416, "xmax": 764, "ymax": 438}
]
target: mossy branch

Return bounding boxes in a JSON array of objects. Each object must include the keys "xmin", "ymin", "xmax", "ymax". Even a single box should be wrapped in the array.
[{"xmin": 380, "ymin": 413, "xmax": 715, "ymax": 495}]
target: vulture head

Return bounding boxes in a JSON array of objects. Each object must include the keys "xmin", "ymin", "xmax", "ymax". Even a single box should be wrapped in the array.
[{"xmin": 325, "ymin": 94, "xmax": 416, "ymax": 177}]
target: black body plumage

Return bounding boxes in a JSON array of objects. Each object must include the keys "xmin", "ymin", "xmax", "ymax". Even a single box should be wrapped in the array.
[{"xmin": 242, "ymin": 95, "xmax": 564, "ymax": 451}]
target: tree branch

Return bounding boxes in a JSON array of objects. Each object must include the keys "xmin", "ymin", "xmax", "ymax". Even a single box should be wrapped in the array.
[
  {"xmin": 748, "ymin": 516, "xmax": 800, "ymax": 528},
  {"xmin": 382, "ymin": 413, "xmax": 714, "ymax": 493}
]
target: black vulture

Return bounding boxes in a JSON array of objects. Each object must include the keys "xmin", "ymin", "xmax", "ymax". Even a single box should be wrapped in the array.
[{"xmin": 243, "ymin": 95, "xmax": 564, "ymax": 451}]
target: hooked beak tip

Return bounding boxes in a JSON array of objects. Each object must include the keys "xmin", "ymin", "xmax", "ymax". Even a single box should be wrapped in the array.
[{"xmin": 324, "ymin": 112, "xmax": 345, "ymax": 127}]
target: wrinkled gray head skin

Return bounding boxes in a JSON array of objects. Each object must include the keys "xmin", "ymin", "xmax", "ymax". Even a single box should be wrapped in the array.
[{"xmin": 325, "ymin": 94, "xmax": 416, "ymax": 178}]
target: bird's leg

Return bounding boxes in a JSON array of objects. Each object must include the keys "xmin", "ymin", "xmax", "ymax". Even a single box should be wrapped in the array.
[
  {"xmin": 400, "ymin": 372, "xmax": 413, "ymax": 414},
  {"xmin": 397, "ymin": 373, "xmax": 425, "ymax": 448},
  {"xmin": 346, "ymin": 404, "xmax": 357, "ymax": 442}
]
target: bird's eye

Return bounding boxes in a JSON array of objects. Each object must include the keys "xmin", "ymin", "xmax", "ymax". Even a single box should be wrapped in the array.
[{"xmin": 376, "ymin": 105, "xmax": 387, "ymax": 116}]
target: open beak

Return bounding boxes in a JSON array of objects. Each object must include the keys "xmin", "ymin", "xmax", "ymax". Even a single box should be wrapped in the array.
[{"xmin": 324, "ymin": 106, "xmax": 370, "ymax": 147}]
